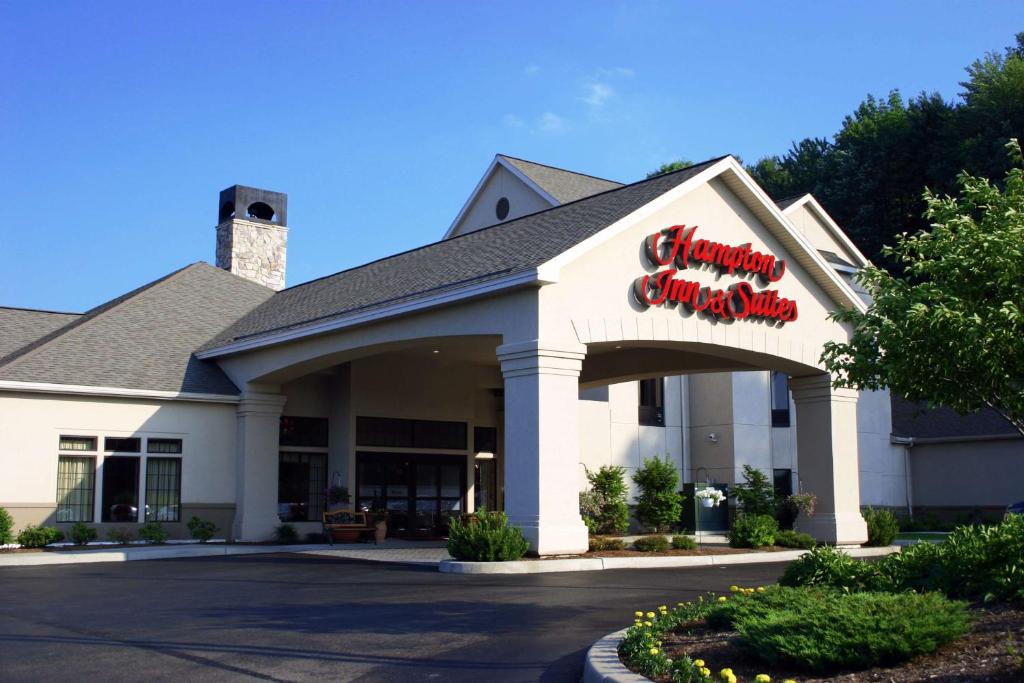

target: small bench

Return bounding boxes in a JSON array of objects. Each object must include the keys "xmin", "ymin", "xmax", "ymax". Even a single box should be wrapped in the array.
[{"xmin": 323, "ymin": 509, "xmax": 377, "ymax": 545}]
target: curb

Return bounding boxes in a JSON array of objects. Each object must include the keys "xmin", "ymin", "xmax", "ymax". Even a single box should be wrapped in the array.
[
  {"xmin": 439, "ymin": 545, "xmax": 900, "ymax": 575},
  {"xmin": 583, "ymin": 628, "xmax": 647, "ymax": 683},
  {"xmin": 0, "ymin": 543, "xmax": 334, "ymax": 568}
]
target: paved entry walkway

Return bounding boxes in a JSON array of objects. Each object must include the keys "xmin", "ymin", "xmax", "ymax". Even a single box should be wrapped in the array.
[{"xmin": 301, "ymin": 540, "xmax": 451, "ymax": 565}]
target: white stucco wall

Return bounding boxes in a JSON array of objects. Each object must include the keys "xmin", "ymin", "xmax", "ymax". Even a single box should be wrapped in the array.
[{"xmin": 0, "ymin": 391, "xmax": 237, "ymax": 530}]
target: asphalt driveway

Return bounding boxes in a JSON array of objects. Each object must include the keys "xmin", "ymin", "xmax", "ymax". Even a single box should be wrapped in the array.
[{"xmin": 0, "ymin": 553, "xmax": 787, "ymax": 682}]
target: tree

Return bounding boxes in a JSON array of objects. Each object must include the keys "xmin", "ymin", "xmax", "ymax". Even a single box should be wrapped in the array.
[
  {"xmin": 632, "ymin": 456, "xmax": 683, "ymax": 532},
  {"xmin": 740, "ymin": 34, "xmax": 1024, "ymax": 268},
  {"xmin": 580, "ymin": 465, "xmax": 630, "ymax": 535},
  {"xmin": 646, "ymin": 159, "xmax": 693, "ymax": 179},
  {"xmin": 730, "ymin": 464, "xmax": 777, "ymax": 517},
  {"xmin": 822, "ymin": 140, "xmax": 1024, "ymax": 435}
]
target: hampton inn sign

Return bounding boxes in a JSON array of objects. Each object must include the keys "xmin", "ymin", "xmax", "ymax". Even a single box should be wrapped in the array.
[{"xmin": 632, "ymin": 224, "xmax": 799, "ymax": 323}]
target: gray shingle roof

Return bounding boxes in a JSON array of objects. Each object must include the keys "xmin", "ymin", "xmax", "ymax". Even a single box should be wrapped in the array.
[
  {"xmin": 0, "ymin": 263, "xmax": 274, "ymax": 394},
  {"xmin": 891, "ymin": 396, "xmax": 1020, "ymax": 440},
  {"xmin": 0, "ymin": 307, "xmax": 81, "ymax": 359},
  {"xmin": 775, "ymin": 194, "xmax": 807, "ymax": 211},
  {"xmin": 500, "ymin": 155, "xmax": 623, "ymax": 204},
  {"xmin": 203, "ymin": 157, "xmax": 726, "ymax": 353}
]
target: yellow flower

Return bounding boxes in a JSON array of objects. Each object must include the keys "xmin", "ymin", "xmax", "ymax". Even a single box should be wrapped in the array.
[
  {"xmin": 646, "ymin": 611, "xmax": 656, "ymax": 619},
  {"xmin": 700, "ymin": 667, "xmax": 711, "ymax": 677},
  {"xmin": 756, "ymin": 586, "xmax": 766, "ymax": 593},
  {"xmin": 693, "ymin": 659, "xmax": 705, "ymax": 667},
  {"xmin": 729, "ymin": 585, "xmax": 739, "ymax": 592},
  {"xmin": 677, "ymin": 602, "xmax": 685, "ymax": 607},
  {"xmin": 644, "ymin": 621, "xmax": 653, "ymax": 627},
  {"xmin": 649, "ymin": 647, "xmax": 659, "ymax": 655},
  {"xmin": 658, "ymin": 605, "xmax": 668, "ymax": 611},
  {"xmin": 756, "ymin": 675, "xmax": 772, "ymax": 683},
  {"xmin": 783, "ymin": 680, "xmax": 796, "ymax": 683},
  {"xmin": 719, "ymin": 668, "xmax": 734, "ymax": 680},
  {"xmin": 635, "ymin": 610, "xmax": 644, "ymax": 617},
  {"xmin": 717, "ymin": 596, "xmax": 728, "ymax": 602}
]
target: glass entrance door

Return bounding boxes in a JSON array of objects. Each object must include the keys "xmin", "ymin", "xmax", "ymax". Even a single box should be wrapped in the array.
[{"xmin": 357, "ymin": 453, "xmax": 465, "ymax": 538}]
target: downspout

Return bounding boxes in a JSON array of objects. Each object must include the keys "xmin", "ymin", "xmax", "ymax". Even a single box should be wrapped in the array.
[{"xmin": 891, "ymin": 435, "xmax": 915, "ymax": 519}]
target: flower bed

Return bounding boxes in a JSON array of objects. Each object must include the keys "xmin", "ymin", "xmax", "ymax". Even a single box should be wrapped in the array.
[{"xmin": 616, "ymin": 587, "xmax": 1024, "ymax": 682}]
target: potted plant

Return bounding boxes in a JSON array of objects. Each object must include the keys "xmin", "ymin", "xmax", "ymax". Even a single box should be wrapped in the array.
[
  {"xmin": 695, "ymin": 487, "xmax": 726, "ymax": 508},
  {"xmin": 373, "ymin": 512, "xmax": 388, "ymax": 543},
  {"xmin": 325, "ymin": 484, "xmax": 350, "ymax": 512}
]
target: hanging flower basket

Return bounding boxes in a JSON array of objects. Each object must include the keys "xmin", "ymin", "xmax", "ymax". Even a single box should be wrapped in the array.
[{"xmin": 695, "ymin": 487, "xmax": 726, "ymax": 508}]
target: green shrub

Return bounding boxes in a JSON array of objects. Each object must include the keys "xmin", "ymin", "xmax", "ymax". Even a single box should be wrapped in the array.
[
  {"xmin": 588, "ymin": 536, "xmax": 625, "ymax": 551},
  {"xmin": 728, "ymin": 514, "xmax": 778, "ymax": 548},
  {"xmin": 864, "ymin": 507, "xmax": 899, "ymax": 546},
  {"xmin": 774, "ymin": 529, "xmax": 816, "ymax": 549},
  {"xmin": 16, "ymin": 525, "xmax": 63, "ymax": 548},
  {"xmin": 632, "ymin": 456, "xmax": 683, "ymax": 532},
  {"xmin": 920, "ymin": 515, "xmax": 1024, "ymax": 602},
  {"xmin": 779, "ymin": 545, "xmax": 883, "ymax": 592},
  {"xmin": 107, "ymin": 527, "xmax": 134, "ymax": 545},
  {"xmin": 187, "ymin": 516, "xmax": 218, "ymax": 543},
  {"xmin": 0, "ymin": 506, "xmax": 15, "ymax": 545},
  {"xmin": 580, "ymin": 465, "xmax": 630, "ymax": 535},
  {"xmin": 633, "ymin": 535, "xmax": 670, "ymax": 552},
  {"xmin": 708, "ymin": 586, "xmax": 969, "ymax": 672},
  {"xmin": 671, "ymin": 534, "xmax": 698, "ymax": 550},
  {"xmin": 68, "ymin": 521, "xmax": 98, "ymax": 546},
  {"xmin": 138, "ymin": 522, "xmax": 169, "ymax": 544},
  {"xmin": 731, "ymin": 464, "xmax": 777, "ymax": 516},
  {"xmin": 274, "ymin": 523, "xmax": 299, "ymax": 544},
  {"xmin": 446, "ymin": 511, "xmax": 529, "ymax": 561}
]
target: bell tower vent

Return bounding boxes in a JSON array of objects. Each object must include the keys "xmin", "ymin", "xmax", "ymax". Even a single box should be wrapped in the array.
[{"xmin": 215, "ymin": 185, "xmax": 289, "ymax": 291}]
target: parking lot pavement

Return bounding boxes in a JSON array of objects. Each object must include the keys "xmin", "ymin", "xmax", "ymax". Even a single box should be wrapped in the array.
[{"xmin": 0, "ymin": 552, "xmax": 787, "ymax": 682}]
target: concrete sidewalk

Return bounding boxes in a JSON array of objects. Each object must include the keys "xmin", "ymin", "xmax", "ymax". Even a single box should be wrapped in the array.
[{"xmin": 0, "ymin": 540, "xmax": 451, "ymax": 568}]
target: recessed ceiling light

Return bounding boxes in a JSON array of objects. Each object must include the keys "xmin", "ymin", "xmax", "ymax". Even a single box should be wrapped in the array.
[
  {"xmin": 432, "ymin": 349, "xmax": 440, "ymax": 354},
  {"xmin": 615, "ymin": 345, "xmax": 622, "ymax": 349}
]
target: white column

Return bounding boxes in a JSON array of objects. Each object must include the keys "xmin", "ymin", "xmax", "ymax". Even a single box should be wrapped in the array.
[
  {"xmin": 233, "ymin": 391, "xmax": 287, "ymax": 541},
  {"xmin": 497, "ymin": 340, "xmax": 589, "ymax": 556},
  {"xmin": 790, "ymin": 374, "xmax": 868, "ymax": 546}
]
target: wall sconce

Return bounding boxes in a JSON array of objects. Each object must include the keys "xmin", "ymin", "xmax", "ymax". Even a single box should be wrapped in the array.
[{"xmin": 706, "ymin": 432, "xmax": 719, "ymax": 443}]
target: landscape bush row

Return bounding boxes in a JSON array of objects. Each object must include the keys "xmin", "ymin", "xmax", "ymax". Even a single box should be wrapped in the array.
[
  {"xmin": 781, "ymin": 514, "xmax": 1024, "ymax": 603},
  {"xmin": 620, "ymin": 585, "xmax": 969, "ymax": 680},
  {"xmin": 0, "ymin": 506, "xmax": 220, "ymax": 548},
  {"xmin": 580, "ymin": 461, "xmax": 820, "ymax": 540}
]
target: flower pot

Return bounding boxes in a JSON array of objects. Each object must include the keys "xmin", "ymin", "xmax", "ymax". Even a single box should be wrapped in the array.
[
  {"xmin": 373, "ymin": 520, "xmax": 387, "ymax": 544},
  {"xmin": 701, "ymin": 498, "xmax": 715, "ymax": 508}
]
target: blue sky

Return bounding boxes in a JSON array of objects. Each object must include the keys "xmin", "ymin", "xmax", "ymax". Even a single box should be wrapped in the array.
[{"xmin": 1, "ymin": 2, "xmax": 1019, "ymax": 312}]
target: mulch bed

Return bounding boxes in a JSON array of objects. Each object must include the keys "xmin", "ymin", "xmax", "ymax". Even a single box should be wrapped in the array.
[
  {"xmin": 589, "ymin": 546, "xmax": 795, "ymax": 558},
  {"xmin": 633, "ymin": 603, "xmax": 1024, "ymax": 682}
]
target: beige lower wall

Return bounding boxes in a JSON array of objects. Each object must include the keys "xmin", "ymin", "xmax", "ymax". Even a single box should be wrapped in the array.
[
  {"xmin": 2, "ymin": 503, "xmax": 236, "ymax": 541},
  {"xmin": 910, "ymin": 439, "xmax": 1024, "ymax": 508}
]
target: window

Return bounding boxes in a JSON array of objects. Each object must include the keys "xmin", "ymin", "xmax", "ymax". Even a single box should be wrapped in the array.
[
  {"xmin": 279, "ymin": 416, "xmax": 328, "ymax": 448},
  {"xmin": 638, "ymin": 378, "xmax": 665, "ymax": 427},
  {"xmin": 147, "ymin": 438, "xmax": 182, "ymax": 454},
  {"xmin": 101, "ymin": 456, "xmax": 140, "ymax": 522},
  {"xmin": 773, "ymin": 468, "xmax": 793, "ymax": 498},
  {"xmin": 579, "ymin": 386, "xmax": 609, "ymax": 402},
  {"xmin": 56, "ymin": 457, "xmax": 95, "ymax": 522},
  {"xmin": 59, "ymin": 435, "xmax": 96, "ymax": 452},
  {"xmin": 145, "ymin": 458, "xmax": 181, "ymax": 522},
  {"xmin": 278, "ymin": 452, "xmax": 327, "ymax": 522},
  {"xmin": 473, "ymin": 426, "xmax": 497, "ymax": 455},
  {"xmin": 356, "ymin": 417, "xmax": 467, "ymax": 450},
  {"xmin": 104, "ymin": 437, "xmax": 140, "ymax": 453},
  {"xmin": 771, "ymin": 372, "xmax": 790, "ymax": 427}
]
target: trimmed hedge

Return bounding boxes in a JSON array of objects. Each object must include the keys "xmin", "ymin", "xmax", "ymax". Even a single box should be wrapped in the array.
[
  {"xmin": 633, "ymin": 535, "xmax": 671, "ymax": 552},
  {"xmin": 774, "ymin": 529, "xmax": 816, "ymax": 549},
  {"xmin": 864, "ymin": 507, "xmax": 899, "ymax": 546},
  {"xmin": 708, "ymin": 586, "xmax": 970, "ymax": 672},
  {"xmin": 447, "ymin": 511, "xmax": 529, "ymax": 561},
  {"xmin": 671, "ymin": 534, "xmax": 698, "ymax": 550},
  {"xmin": 729, "ymin": 514, "xmax": 778, "ymax": 548},
  {"xmin": 17, "ymin": 525, "xmax": 64, "ymax": 548},
  {"xmin": 588, "ymin": 536, "xmax": 625, "ymax": 551}
]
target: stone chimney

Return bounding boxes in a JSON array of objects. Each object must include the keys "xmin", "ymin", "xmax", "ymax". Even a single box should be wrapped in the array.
[{"xmin": 215, "ymin": 185, "xmax": 288, "ymax": 290}]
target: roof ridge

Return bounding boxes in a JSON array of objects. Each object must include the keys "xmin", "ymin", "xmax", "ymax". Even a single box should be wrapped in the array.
[
  {"xmin": 497, "ymin": 153, "xmax": 623, "ymax": 186},
  {"xmin": 0, "ymin": 305, "xmax": 81, "ymax": 316},
  {"xmin": 0, "ymin": 262, "xmax": 204, "ymax": 371},
  {"xmin": 277, "ymin": 155, "xmax": 730, "ymax": 295}
]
